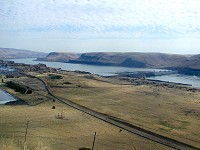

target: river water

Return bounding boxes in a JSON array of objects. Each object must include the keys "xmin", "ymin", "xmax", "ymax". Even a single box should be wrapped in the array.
[
  {"xmin": 11, "ymin": 58, "xmax": 167, "ymax": 76},
  {"xmin": 9, "ymin": 58, "xmax": 200, "ymax": 88},
  {"xmin": 147, "ymin": 74, "xmax": 200, "ymax": 88},
  {"xmin": 0, "ymin": 89, "xmax": 16, "ymax": 104}
]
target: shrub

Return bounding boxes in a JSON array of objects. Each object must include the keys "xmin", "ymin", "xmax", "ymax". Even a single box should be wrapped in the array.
[
  {"xmin": 48, "ymin": 74, "xmax": 63, "ymax": 79},
  {"xmin": 79, "ymin": 148, "xmax": 91, "ymax": 150},
  {"xmin": 63, "ymin": 81, "xmax": 71, "ymax": 84},
  {"xmin": 6, "ymin": 81, "xmax": 32, "ymax": 94}
]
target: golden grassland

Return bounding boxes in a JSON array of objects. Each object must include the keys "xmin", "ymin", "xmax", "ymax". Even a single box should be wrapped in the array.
[
  {"xmin": 0, "ymin": 100, "xmax": 169, "ymax": 150},
  {"xmin": 46, "ymin": 72, "xmax": 200, "ymax": 148},
  {"xmin": 1, "ymin": 72, "xmax": 200, "ymax": 149}
]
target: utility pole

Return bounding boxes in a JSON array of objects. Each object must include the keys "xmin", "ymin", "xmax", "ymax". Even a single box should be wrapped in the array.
[{"xmin": 92, "ymin": 132, "xmax": 96, "ymax": 150}]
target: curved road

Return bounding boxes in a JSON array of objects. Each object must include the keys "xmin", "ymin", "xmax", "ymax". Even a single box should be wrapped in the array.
[{"xmin": 26, "ymin": 74, "xmax": 199, "ymax": 150}]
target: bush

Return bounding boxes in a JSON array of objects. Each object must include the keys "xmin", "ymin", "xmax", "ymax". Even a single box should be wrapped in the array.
[
  {"xmin": 6, "ymin": 81, "xmax": 32, "ymax": 94},
  {"xmin": 63, "ymin": 81, "xmax": 71, "ymax": 84},
  {"xmin": 79, "ymin": 148, "xmax": 91, "ymax": 150},
  {"xmin": 84, "ymin": 75, "xmax": 95, "ymax": 79},
  {"xmin": 48, "ymin": 74, "xmax": 63, "ymax": 79}
]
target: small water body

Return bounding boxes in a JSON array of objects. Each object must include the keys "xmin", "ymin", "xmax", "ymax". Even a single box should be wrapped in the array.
[
  {"xmin": 10, "ymin": 58, "xmax": 200, "ymax": 88},
  {"xmin": 147, "ymin": 74, "xmax": 200, "ymax": 88},
  {"xmin": 0, "ymin": 89, "xmax": 16, "ymax": 104}
]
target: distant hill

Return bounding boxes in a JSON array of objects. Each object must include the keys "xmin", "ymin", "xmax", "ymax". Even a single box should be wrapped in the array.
[
  {"xmin": 37, "ymin": 51, "xmax": 200, "ymax": 75},
  {"xmin": 69, "ymin": 52, "xmax": 192, "ymax": 68},
  {"xmin": 37, "ymin": 52, "xmax": 81, "ymax": 62},
  {"xmin": 39, "ymin": 52, "xmax": 200, "ymax": 70},
  {"xmin": 182, "ymin": 54, "xmax": 200, "ymax": 69},
  {"xmin": 0, "ymin": 47, "xmax": 47, "ymax": 59}
]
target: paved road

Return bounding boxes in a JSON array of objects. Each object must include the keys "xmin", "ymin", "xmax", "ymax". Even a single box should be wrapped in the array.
[{"xmin": 27, "ymin": 74, "xmax": 199, "ymax": 150}]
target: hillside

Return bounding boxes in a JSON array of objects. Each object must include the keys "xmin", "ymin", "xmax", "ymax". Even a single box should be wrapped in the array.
[
  {"xmin": 37, "ymin": 52, "xmax": 81, "ymax": 62},
  {"xmin": 37, "ymin": 52, "xmax": 200, "ymax": 71},
  {"xmin": 0, "ymin": 47, "xmax": 47, "ymax": 59},
  {"xmin": 182, "ymin": 54, "xmax": 200, "ymax": 69},
  {"xmin": 69, "ymin": 52, "xmax": 192, "ymax": 68}
]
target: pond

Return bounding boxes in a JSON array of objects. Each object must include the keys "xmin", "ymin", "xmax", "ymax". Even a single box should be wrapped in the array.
[{"xmin": 0, "ymin": 89, "xmax": 17, "ymax": 104}]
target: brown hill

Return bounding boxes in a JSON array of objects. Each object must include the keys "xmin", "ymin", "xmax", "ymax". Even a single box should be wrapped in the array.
[
  {"xmin": 183, "ymin": 55, "xmax": 200, "ymax": 69},
  {"xmin": 0, "ymin": 47, "xmax": 47, "ymax": 59},
  {"xmin": 69, "ymin": 52, "xmax": 193, "ymax": 68},
  {"xmin": 37, "ymin": 52, "xmax": 81, "ymax": 62},
  {"xmin": 36, "ymin": 51, "xmax": 200, "ymax": 73}
]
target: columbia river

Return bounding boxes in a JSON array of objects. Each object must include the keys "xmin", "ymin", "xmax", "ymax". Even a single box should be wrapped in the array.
[{"xmin": 9, "ymin": 58, "xmax": 200, "ymax": 88}]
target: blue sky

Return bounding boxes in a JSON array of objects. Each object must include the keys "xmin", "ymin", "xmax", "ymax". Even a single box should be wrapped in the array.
[{"xmin": 0, "ymin": 0, "xmax": 200, "ymax": 54}]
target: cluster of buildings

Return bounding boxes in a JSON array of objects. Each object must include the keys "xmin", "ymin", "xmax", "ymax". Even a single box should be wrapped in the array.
[{"xmin": 0, "ymin": 59, "xmax": 57, "ymax": 78}]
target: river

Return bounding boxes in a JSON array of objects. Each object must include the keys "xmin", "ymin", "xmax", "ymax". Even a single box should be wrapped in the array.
[
  {"xmin": 10, "ymin": 58, "xmax": 167, "ymax": 76},
  {"xmin": 9, "ymin": 58, "xmax": 200, "ymax": 88},
  {"xmin": 0, "ymin": 89, "xmax": 16, "ymax": 104}
]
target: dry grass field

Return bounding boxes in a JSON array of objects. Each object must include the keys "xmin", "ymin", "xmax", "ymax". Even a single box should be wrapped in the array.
[
  {"xmin": 0, "ymin": 100, "xmax": 169, "ymax": 150},
  {"xmin": 1, "ymin": 72, "xmax": 200, "ymax": 149},
  {"xmin": 46, "ymin": 72, "xmax": 200, "ymax": 148}
]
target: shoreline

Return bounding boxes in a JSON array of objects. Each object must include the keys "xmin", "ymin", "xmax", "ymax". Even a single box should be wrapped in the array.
[
  {"xmin": 0, "ymin": 88, "xmax": 27, "ymax": 105},
  {"xmin": 2, "ymin": 59, "xmax": 200, "ymax": 90},
  {"xmin": 35, "ymin": 58, "xmax": 200, "ymax": 76},
  {"xmin": 147, "ymin": 79, "xmax": 192, "ymax": 87},
  {"xmin": 34, "ymin": 58, "xmax": 200, "ymax": 79}
]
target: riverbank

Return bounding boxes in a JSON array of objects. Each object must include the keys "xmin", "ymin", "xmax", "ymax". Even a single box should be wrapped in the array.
[
  {"xmin": 8, "ymin": 58, "xmax": 200, "ymax": 87},
  {"xmin": 0, "ymin": 88, "xmax": 18, "ymax": 104}
]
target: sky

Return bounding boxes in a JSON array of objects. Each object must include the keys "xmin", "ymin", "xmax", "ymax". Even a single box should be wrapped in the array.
[{"xmin": 0, "ymin": 0, "xmax": 200, "ymax": 54}]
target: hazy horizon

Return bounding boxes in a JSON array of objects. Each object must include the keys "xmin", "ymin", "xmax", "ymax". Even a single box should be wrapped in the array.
[
  {"xmin": 1, "ymin": 46, "xmax": 200, "ymax": 56},
  {"xmin": 1, "ymin": 0, "xmax": 200, "ymax": 54}
]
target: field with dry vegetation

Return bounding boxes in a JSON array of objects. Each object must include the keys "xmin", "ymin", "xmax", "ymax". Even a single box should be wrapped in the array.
[{"xmin": 1, "ymin": 71, "xmax": 200, "ymax": 149}]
